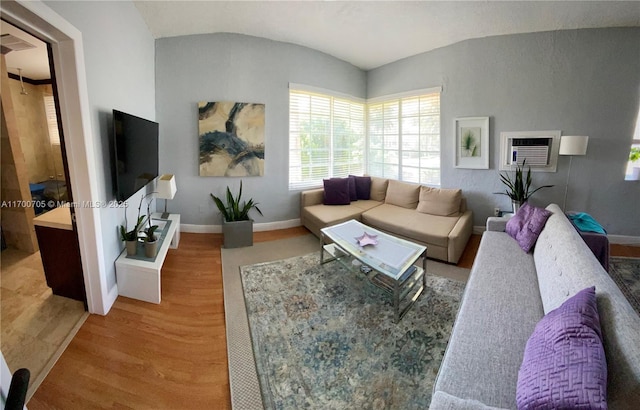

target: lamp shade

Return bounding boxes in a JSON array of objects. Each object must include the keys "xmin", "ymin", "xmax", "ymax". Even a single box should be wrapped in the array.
[
  {"xmin": 559, "ymin": 135, "xmax": 589, "ymax": 156},
  {"xmin": 156, "ymin": 174, "xmax": 177, "ymax": 200}
]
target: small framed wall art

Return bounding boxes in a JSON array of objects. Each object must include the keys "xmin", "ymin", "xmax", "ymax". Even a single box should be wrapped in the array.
[{"xmin": 454, "ymin": 116, "xmax": 489, "ymax": 169}]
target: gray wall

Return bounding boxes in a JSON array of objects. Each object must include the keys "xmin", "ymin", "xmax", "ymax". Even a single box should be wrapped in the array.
[
  {"xmin": 155, "ymin": 33, "xmax": 366, "ymax": 225},
  {"xmin": 45, "ymin": 1, "xmax": 156, "ymax": 292},
  {"xmin": 368, "ymin": 28, "xmax": 640, "ymax": 235}
]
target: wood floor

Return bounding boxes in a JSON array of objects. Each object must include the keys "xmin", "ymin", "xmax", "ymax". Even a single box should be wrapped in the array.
[{"xmin": 27, "ymin": 228, "xmax": 637, "ymax": 409}]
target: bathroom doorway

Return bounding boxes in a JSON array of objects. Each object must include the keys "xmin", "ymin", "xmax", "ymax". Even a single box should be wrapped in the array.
[{"xmin": 0, "ymin": 19, "xmax": 87, "ymax": 399}]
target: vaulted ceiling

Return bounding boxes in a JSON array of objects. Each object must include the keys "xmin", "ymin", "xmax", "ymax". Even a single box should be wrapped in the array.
[
  {"xmin": 134, "ymin": 1, "xmax": 640, "ymax": 70},
  {"xmin": 3, "ymin": 1, "xmax": 638, "ymax": 81}
]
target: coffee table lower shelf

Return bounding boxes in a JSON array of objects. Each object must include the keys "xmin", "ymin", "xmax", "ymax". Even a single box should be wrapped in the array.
[{"xmin": 320, "ymin": 242, "xmax": 426, "ymax": 323}]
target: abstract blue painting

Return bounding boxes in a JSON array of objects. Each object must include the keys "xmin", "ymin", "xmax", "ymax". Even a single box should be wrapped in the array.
[{"xmin": 198, "ymin": 101, "xmax": 265, "ymax": 176}]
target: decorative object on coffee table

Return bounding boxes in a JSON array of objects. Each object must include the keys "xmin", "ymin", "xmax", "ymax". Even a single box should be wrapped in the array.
[
  {"xmin": 211, "ymin": 180, "xmax": 263, "ymax": 248},
  {"xmin": 355, "ymin": 232, "xmax": 378, "ymax": 247}
]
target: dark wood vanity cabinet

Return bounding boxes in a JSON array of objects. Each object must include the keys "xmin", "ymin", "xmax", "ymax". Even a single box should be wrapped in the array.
[{"xmin": 34, "ymin": 224, "xmax": 86, "ymax": 304}]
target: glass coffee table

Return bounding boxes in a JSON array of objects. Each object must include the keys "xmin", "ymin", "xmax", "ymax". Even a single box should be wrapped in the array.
[{"xmin": 320, "ymin": 220, "xmax": 427, "ymax": 323}]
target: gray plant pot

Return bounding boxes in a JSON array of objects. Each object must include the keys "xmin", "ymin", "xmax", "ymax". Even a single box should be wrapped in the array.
[
  {"xmin": 126, "ymin": 240, "xmax": 138, "ymax": 256},
  {"xmin": 144, "ymin": 240, "xmax": 158, "ymax": 258},
  {"xmin": 512, "ymin": 200, "xmax": 523, "ymax": 214},
  {"xmin": 222, "ymin": 218, "xmax": 253, "ymax": 248}
]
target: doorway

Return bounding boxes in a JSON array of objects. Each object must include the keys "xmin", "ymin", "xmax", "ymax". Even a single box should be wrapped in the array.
[{"xmin": 0, "ymin": 19, "xmax": 87, "ymax": 399}]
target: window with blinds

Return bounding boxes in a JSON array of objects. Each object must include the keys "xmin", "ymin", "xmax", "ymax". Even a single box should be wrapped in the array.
[
  {"xmin": 289, "ymin": 90, "xmax": 365, "ymax": 189},
  {"xmin": 43, "ymin": 95, "xmax": 60, "ymax": 145},
  {"xmin": 367, "ymin": 91, "xmax": 441, "ymax": 186}
]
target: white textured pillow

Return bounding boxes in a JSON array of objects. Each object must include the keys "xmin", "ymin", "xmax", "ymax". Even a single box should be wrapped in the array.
[{"xmin": 416, "ymin": 186, "xmax": 462, "ymax": 216}]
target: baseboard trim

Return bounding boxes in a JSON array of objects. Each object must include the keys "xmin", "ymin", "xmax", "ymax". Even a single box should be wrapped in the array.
[
  {"xmin": 181, "ymin": 219, "xmax": 302, "ymax": 234},
  {"xmin": 607, "ymin": 235, "xmax": 640, "ymax": 245}
]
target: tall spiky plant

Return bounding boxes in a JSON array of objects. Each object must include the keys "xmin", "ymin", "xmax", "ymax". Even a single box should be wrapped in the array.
[
  {"xmin": 210, "ymin": 180, "xmax": 263, "ymax": 222},
  {"xmin": 495, "ymin": 159, "xmax": 554, "ymax": 203}
]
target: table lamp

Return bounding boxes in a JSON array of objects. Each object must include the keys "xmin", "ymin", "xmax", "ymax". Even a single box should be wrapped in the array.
[
  {"xmin": 559, "ymin": 135, "xmax": 588, "ymax": 211},
  {"xmin": 156, "ymin": 174, "xmax": 177, "ymax": 219}
]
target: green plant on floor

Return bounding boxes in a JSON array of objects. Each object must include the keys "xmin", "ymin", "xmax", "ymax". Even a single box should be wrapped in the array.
[
  {"xmin": 210, "ymin": 180, "xmax": 263, "ymax": 222},
  {"xmin": 495, "ymin": 159, "xmax": 554, "ymax": 203}
]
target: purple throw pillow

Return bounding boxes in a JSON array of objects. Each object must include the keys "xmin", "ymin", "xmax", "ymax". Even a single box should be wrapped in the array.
[
  {"xmin": 323, "ymin": 178, "xmax": 350, "ymax": 205},
  {"xmin": 516, "ymin": 286, "xmax": 607, "ymax": 410},
  {"xmin": 346, "ymin": 177, "xmax": 357, "ymax": 201},
  {"xmin": 349, "ymin": 175, "xmax": 371, "ymax": 200},
  {"xmin": 506, "ymin": 203, "xmax": 552, "ymax": 252}
]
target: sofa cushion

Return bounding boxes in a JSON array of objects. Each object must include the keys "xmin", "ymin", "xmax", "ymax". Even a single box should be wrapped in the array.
[
  {"xmin": 516, "ymin": 286, "xmax": 607, "ymax": 409},
  {"xmin": 384, "ymin": 180, "xmax": 420, "ymax": 209},
  {"xmin": 323, "ymin": 178, "xmax": 350, "ymax": 205},
  {"xmin": 350, "ymin": 199, "xmax": 382, "ymax": 212},
  {"xmin": 416, "ymin": 186, "xmax": 462, "ymax": 216},
  {"xmin": 506, "ymin": 203, "xmax": 552, "ymax": 252},
  {"xmin": 349, "ymin": 175, "xmax": 371, "ymax": 200},
  {"xmin": 369, "ymin": 176, "xmax": 388, "ymax": 202},
  {"xmin": 433, "ymin": 231, "xmax": 544, "ymax": 408},
  {"xmin": 302, "ymin": 204, "xmax": 363, "ymax": 228},
  {"xmin": 362, "ymin": 204, "xmax": 456, "ymax": 248}
]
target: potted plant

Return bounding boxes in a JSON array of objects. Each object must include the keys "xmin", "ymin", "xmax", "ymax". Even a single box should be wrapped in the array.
[
  {"xmin": 210, "ymin": 180, "xmax": 263, "ymax": 248},
  {"xmin": 495, "ymin": 159, "xmax": 554, "ymax": 213},
  {"xmin": 119, "ymin": 191, "xmax": 155, "ymax": 256},
  {"xmin": 120, "ymin": 215, "xmax": 145, "ymax": 256},
  {"xmin": 143, "ymin": 224, "xmax": 160, "ymax": 258}
]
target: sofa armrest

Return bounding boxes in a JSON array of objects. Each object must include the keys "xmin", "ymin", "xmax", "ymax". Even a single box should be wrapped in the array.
[
  {"xmin": 448, "ymin": 210, "xmax": 473, "ymax": 264},
  {"xmin": 301, "ymin": 188, "xmax": 324, "ymax": 208},
  {"xmin": 486, "ymin": 217, "xmax": 508, "ymax": 232}
]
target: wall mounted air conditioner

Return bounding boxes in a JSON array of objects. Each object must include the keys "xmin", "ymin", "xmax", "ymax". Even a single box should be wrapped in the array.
[{"xmin": 500, "ymin": 130, "xmax": 561, "ymax": 172}]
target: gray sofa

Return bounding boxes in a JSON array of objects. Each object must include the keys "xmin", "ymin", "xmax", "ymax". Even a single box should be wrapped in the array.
[
  {"xmin": 300, "ymin": 177, "xmax": 473, "ymax": 264},
  {"xmin": 430, "ymin": 203, "xmax": 640, "ymax": 409}
]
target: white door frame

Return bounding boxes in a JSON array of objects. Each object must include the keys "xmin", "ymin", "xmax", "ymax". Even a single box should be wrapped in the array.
[{"xmin": 1, "ymin": 0, "xmax": 109, "ymax": 314}]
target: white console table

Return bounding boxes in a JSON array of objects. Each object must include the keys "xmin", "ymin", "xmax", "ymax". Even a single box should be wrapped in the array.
[{"xmin": 115, "ymin": 213, "xmax": 180, "ymax": 303}]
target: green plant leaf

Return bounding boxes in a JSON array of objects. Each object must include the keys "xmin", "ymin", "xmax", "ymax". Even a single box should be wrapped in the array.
[{"xmin": 211, "ymin": 180, "xmax": 262, "ymax": 222}]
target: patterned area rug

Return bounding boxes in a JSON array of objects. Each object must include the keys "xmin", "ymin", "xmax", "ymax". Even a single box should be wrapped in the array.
[
  {"xmin": 608, "ymin": 257, "xmax": 640, "ymax": 315},
  {"xmin": 240, "ymin": 252, "xmax": 465, "ymax": 409}
]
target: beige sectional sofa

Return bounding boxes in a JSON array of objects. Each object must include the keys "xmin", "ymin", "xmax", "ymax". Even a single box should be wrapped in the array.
[{"xmin": 300, "ymin": 177, "xmax": 473, "ymax": 264}]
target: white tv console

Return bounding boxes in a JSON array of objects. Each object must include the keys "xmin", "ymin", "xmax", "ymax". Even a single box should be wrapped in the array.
[{"xmin": 115, "ymin": 213, "xmax": 180, "ymax": 303}]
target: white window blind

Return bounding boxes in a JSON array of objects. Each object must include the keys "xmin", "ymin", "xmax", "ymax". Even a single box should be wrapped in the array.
[
  {"xmin": 367, "ymin": 91, "xmax": 441, "ymax": 186},
  {"xmin": 43, "ymin": 95, "xmax": 60, "ymax": 145},
  {"xmin": 289, "ymin": 90, "xmax": 365, "ymax": 189}
]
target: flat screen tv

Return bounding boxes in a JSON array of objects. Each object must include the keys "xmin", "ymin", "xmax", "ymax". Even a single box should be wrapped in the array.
[{"xmin": 111, "ymin": 110, "xmax": 159, "ymax": 201}]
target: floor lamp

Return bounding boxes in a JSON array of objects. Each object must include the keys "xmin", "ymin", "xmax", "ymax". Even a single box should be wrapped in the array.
[
  {"xmin": 559, "ymin": 135, "xmax": 589, "ymax": 212},
  {"xmin": 156, "ymin": 174, "xmax": 177, "ymax": 219}
]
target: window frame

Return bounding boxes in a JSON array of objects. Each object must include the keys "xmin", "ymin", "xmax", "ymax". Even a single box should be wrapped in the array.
[
  {"xmin": 288, "ymin": 85, "xmax": 366, "ymax": 190},
  {"xmin": 367, "ymin": 87, "xmax": 442, "ymax": 187},
  {"xmin": 288, "ymin": 85, "xmax": 442, "ymax": 190}
]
